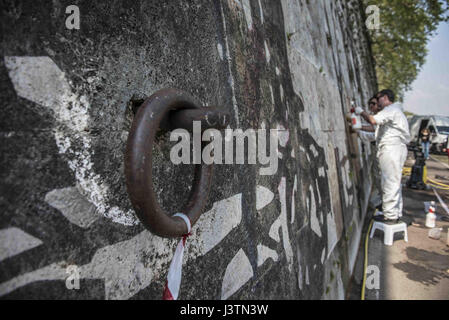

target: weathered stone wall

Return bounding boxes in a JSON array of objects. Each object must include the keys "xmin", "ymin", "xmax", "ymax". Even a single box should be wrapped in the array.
[{"xmin": 0, "ymin": 0, "xmax": 377, "ymax": 299}]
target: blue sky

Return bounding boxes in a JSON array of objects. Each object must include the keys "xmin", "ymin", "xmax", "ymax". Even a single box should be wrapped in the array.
[{"xmin": 403, "ymin": 21, "xmax": 449, "ymax": 116}]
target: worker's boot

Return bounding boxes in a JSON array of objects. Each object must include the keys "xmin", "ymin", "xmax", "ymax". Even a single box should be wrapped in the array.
[
  {"xmin": 376, "ymin": 203, "xmax": 383, "ymax": 212},
  {"xmin": 373, "ymin": 215, "xmax": 400, "ymax": 225},
  {"xmin": 374, "ymin": 210, "xmax": 383, "ymax": 217}
]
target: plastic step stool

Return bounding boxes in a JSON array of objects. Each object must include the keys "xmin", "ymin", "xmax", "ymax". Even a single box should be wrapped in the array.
[{"xmin": 370, "ymin": 221, "xmax": 408, "ymax": 246}]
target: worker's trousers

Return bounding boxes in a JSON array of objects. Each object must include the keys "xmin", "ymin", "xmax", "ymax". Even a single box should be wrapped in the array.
[{"xmin": 377, "ymin": 143, "xmax": 408, "ymax": 220}]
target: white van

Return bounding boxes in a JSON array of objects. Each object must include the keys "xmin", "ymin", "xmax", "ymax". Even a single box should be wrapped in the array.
[{"xmin": 408, "ymin": 115, "xmax": 449, "ymax": 153}]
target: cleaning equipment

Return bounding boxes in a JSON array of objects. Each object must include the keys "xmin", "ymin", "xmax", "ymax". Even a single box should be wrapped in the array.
[
  {"xmin": 350, "ymin": 104, "xmax": 362, "ymax": 130},
  {"xmin": 425, "ymin": 201, "xmax": 436, "ymax": 228},
  {"xmin": 406, "ymin": 147, "xmax": 427, "ymax": 190},
  {"xmin": 428, "ymin": 227, "xmax": 442, "ymax": 240}
]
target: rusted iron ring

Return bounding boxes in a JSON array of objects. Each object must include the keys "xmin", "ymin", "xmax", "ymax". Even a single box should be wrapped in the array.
[{"xmin": 125, "ymin": 88, "xmax": 229, "ymax": 238}]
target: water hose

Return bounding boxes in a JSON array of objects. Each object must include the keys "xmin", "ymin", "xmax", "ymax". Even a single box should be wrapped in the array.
[
  {"xmin": 361, "ymin": 219, "xmax": 374, "ymax": 300},
  {"xmin": 402, "ymin": 167, "xmax": 411, "ymax": 176},
  {"xmin": 427, "ymin": 177, "xmax": 449, "ymax": 189},
  {"xmin": 423, "ymin": 165, "xmax": 428, "ymax": 184},
  {"xmin": 402, "ymin": 165, "xmax": 449, "ymax": 189}
]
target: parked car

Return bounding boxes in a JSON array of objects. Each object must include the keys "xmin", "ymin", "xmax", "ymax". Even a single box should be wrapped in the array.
[{"xmin": 408, "ymin": 115, "xmax": 449, "ymax": 154}]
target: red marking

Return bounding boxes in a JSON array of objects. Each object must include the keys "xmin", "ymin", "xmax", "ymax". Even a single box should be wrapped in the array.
[{"xmin": 162, "ymin": 281, "xmax": 174, "ymax": 300}]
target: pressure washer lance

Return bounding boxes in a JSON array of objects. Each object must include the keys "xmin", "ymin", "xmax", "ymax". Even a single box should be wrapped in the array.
[
  {"xmin": 425, "ymin": 201, "xmax": 436, "ymax": 229},
  {"xmin": 350, "ymin": 102, "xmax": 362, "ymax": 130}
]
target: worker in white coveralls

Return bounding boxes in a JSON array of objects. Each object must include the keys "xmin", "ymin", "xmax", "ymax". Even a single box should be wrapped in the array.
[
  {"xmin": 355, "ymin": 89, "xmax": 411, "ymax": 224},
  {"xmin": 356, "ymin": 95, "xmax": 380, "ymax": 143},
  {"xmin": 353, "ymin": 96, "xmax": 383, "ymax": 212}
]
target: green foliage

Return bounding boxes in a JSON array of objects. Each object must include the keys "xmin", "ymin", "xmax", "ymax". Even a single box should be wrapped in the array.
[{"xmin": 365, "ymin": 0, "xmax": 449, "ymax": 100}]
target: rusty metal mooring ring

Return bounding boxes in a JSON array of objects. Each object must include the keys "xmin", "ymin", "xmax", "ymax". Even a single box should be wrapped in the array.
[{"xmin": 125, "ymin": 88, "xmax": 229, "ymax": 238}]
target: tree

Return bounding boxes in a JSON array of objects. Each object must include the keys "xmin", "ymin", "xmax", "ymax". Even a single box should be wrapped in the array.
[{"xmin": 365, "ymin": 0, "xmax": 449, "ymax": 101}]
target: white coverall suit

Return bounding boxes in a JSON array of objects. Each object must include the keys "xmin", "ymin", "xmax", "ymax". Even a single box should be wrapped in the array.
[
  {"xmin": 357, "ymin": 129, "xmax": 382, "ymax": 209},
  {"xmin": 372, "ymin": 103, "xmax": 411, "ymax": 220}
]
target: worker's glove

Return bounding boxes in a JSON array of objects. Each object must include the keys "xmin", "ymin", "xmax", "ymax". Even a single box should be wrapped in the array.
[{"xmin": 354, "ymin": 107, "xmax": 364, "ymax": 115}]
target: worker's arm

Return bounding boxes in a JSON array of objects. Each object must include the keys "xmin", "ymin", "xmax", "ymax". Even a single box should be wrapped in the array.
[
  {"xmin": 361, "ymin": 125, "xmax": 375, "ymax": 132},
  {"xmin": 356, "ymin": 108, "xmax": 377, "ymax": 126},
  {"xmin": 358, "ymin": 130, "xmax": 376, "ymax": 143}
]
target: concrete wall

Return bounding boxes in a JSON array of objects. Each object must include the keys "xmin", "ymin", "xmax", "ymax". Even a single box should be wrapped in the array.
[{"xmin": 0, "ymin": 0, "xmax": 377, "ymax": 299}]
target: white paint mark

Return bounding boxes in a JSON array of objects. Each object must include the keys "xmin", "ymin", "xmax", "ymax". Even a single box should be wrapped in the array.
[
  {"xmin": 275, "ymin": 67, "xmax": 281, "ymax": 76},
  {"xmin": 189, "ymin": 194, "xmax": 242, "ymax": 256},
  {"xmin": 264, "ymin": 41, "xmax": 270, "ymax": 63},
  {"xmin": 0, "ymin": 228, "xmax": 43, "ymax": 262},
  {"xmin": 278, "ymin": 177, "xmax": 294, "ymax": 271},
  {"xmin": 316, "ymin": 180, "xmax": 322, "ymax": 205},
  {"xmin": 4, "ymin": 56, "xmax": 87, "ymax": 132},
  {"xmin": 280, "ymin": 84, "xmax": 284, "ymax": 102},
  {"xmin": 305, "ymin": 266, "xmax": 310, "ymax": 285},
  {"xmin": 78, "ymin": 231, "xmax": 171, "ymax": 300},
  {"xmin": 336, "ymin": 269, "xmax": 345, "ymax": 299},
  {"xmin": 276, "ymin": 124, "xmax": 289, "ymax": 147},
  {"xmin": 242, "ymin": 0, "xmax": 253, "ymax": 30},
  {"xmin": 297, "ymin": 248, "xmax": 303, "ymax": 290},
  {"xmin": 221, "ymin": 249, "xmax": 253, "ymax": 300},
  {"xmin": 348, "ymin": 219, "xmax": 362, "ymax": 275},
  {"xmin": 258, "ymin": 0, "xmax": 264, "ymax": 24},
  {"xmin": 220, "ymin": 4, "xmax": 240, "ymax": 126},
  {"xmin": 291, "ymin": 148, "xmax": 296, "ymax": 158},
  {"xmin": 341, "ymin": 164, "xmax": 352, "ymax": 207},
  {"xmin": 1, "ymin": 194, "xmax": 243, "ymax": 299},
  {"xmin": 310, "ymin": 144, "xmax": 319, "ymax": 157},
  {"xmin": 327, "ymin": 211, "xmax": 338, "ymax": 258},
  {"xmin": 269, "ymin": 84, "xmax": 274, "ymax": 106},
  {"xmin": 256, "ymin": 186, "xmax": 275, "ymax": 211},
  {"xmin": 269, "ymin": 217, "xmax": 281, "ymax": 242},
  {"xmin": 106, "ymin": 207, "xmax": 137, "ymax": 226},
  {"xmin": 318, "ymin": 167, "xmax": 326, "ymax": 177},
  {"xmin": 309, "ymin": 185, "xmax": 322, "ymax": 237},
  {"xmin": 4, "ymin": 56, "xmax": 137, "ymax": 226},
  {"xmin": 348, "ymin": 194, "xmax": 353, "ymax": 207},
  {"xmin": 217, "ymin": 43, "xmax": 224, "ymax": 60},
  {"xmin": 306, "ymin": 192, "xmax": 309, "ymax": 214},
  {"xmin": 0, "ymin": 261, "xmax": 67, "ymax": 297},
  {"xmin": 257, "ymin": 244, "xmax": 279, "ymax": 267},
  {"xmin": 291, "ymin": 175, "xmax": 297, "ymax": 224},
  {"xmin": 45, "ymin": 186, "xmax": 100, "ymax": 228},
  {"xmin": 321, "ymin": 248, "xmax": 326, "ymax": 264}
]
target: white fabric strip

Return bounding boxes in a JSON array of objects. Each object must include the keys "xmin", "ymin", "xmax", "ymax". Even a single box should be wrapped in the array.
[
  {"xmin": 163, "ymin": 213, "xmax": 192, "ymax": 300},
  {"xmin": 165, "ymin": 240, "xmax": 185, "ymax": 300},
  {"xmin": 173, "ymin": 213, "xmax": 191, "ymax": 233}
]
